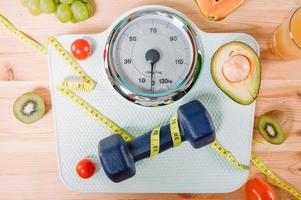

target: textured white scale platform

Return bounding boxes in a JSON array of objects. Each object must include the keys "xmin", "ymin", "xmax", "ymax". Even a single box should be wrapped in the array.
[{"xmin": 48, "ymin": 6, "xmax": 259, "ymax": 193}]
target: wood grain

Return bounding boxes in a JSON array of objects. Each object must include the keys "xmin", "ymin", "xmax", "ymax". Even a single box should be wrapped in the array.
[{"xmin": 0, "ymin": 0, "xmax": 301, "ymax": 199}]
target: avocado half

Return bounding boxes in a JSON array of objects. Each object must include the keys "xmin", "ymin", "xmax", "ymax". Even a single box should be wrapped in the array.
[{"xmin": 211, "ymin": 41, "xmax": 261, "ymax": 105}]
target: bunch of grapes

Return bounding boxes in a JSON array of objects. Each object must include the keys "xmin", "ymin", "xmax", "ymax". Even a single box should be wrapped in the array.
[{"xmin": 20, "ymin": 0, "xmax": 94, "ymax": 23}]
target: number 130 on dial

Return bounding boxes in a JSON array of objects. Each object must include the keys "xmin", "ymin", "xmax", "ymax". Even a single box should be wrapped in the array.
[{"xmin": 104, "ymin": 9, "xmax": 201, "ymax": 106}]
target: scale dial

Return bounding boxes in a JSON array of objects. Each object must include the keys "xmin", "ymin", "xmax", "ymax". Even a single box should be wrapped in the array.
[{"xmin": 105, "ymin": 9, "xmax": 201, "ymax": 106}]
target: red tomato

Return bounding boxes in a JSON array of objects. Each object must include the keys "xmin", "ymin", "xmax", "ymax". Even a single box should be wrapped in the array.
[
  {"xmin": 71, "ymin": 39, "xmax": 92, "ymax": 60},
  {"xmin": 76, "ymin": 159, "xmax": 95, "ymax": 179},
  {"xmin": 246, "ymin": 178, "xmax": 278, "ymax": 200}
]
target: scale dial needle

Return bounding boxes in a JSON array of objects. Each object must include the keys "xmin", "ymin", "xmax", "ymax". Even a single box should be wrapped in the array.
[{"xmin": 145, "ymin": 49, "xmax": 160, "ymax": 92}]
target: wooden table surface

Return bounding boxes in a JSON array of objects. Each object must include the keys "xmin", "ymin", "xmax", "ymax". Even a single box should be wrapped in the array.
[{"xmin": 1, "ymin": 0, "xmax": 301, "ymax": 199}]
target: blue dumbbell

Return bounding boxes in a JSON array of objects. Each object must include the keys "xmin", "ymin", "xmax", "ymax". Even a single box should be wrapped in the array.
[{"xmin": 98, "ymin": 100, "xmax": 216, "ymax": 183}]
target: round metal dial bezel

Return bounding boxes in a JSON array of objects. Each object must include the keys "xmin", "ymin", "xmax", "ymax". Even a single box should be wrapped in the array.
[{"xmin": 104, "ymin": 8, "xmax": 201, "ymax": 107}]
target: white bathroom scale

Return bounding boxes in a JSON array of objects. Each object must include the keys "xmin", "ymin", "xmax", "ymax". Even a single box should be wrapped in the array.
[{"xmin": 48, "ymin": 5, "xmax": 259, "ymax": 193}]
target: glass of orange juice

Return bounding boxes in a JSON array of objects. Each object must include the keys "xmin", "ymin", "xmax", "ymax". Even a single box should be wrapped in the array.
[{"xmin": 272, "ymin": 7, "xmax": 301, "ymax": 60}]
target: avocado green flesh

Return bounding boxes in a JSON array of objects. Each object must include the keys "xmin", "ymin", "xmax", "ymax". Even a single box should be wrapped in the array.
[
  {"xmin": 258, "ymin": 115, "xmax": 285, "ymax": 144},
  {"xmin": 211, "ymin": 41, "xmax": 261, "ymax": 105}
]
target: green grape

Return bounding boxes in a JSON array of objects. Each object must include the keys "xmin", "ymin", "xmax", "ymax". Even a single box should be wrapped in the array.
[
  {"xmin": 70, "ymin": 17, "xmax": 78, "ymax": 23},
  {"xmin": 20, "ymin": 0, "xmax": 30, "ymax": 7},
  {"xmin": 28, "ymin": 0, "xmax": 41, "ymax": 16},
  {"xmin": 40, "ymin": 0, "xmax": 56, "ymax": 13},
  {"xmin": 60, "ymin": 0, "xmax": 74, "ymax": 4},
  {"xmin": 80, "ymin": 0, "xmax": 89, "ymax": 2},
  {"xmin": 53, "ymin": 0, "xmax": 59, "ymax": 8},
  {"xmin": 71, "ymin": 0, "xmax": 89, "ymax": 22},
  {"xmin": 56, "ymin": 4, "xmax": 72, "ymax": 23},
  {"xmin": 85, "ymin": 1, "xmax": 93, "ymax": 18}
]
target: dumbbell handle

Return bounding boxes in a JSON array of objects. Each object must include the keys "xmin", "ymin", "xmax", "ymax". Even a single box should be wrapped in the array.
[
  {"xmin": 98, "ymin": 100, "xmax": 215, "ymax": 183},
  {"xmin": 128, "ymin": 121, "xmax": 184, "ymax": 162},
  {"xmin": 128, "ymin": 100, "xmax": 215, "ymax": 161}
]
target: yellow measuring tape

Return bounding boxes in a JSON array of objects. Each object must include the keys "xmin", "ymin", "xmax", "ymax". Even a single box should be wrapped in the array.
[
  {"xmin": 210, "ymin": 140, "xmax": 249, "ymax": 170},
  {"xmin": 48, "ymin": 35, "xmax": 134, "ymax": 141},
  {"xmin": 251, "ymin": 154, "xmax": 301, "ymax": 199},
  {"xmin": 148, "ymin": 119, "xmax": 251, "ymax": 172},
  {"xmin": 150, "ymin": 127, "xmax": 161, "ymax": 157},
  {"xmin": 57, "ymin": 87, "xmax": 134, "ymax": 142},
  {"xmin": 150, "ymin": 120, "xmax": 301, "ymax": 199},
  {"xmin": 0, "ymin": 15, "xmax": 47, "ymax": 55},
  {"xmin": 48, "ymin": 36, "xmax": 96, "ymax": 92},
  {"xmin": 170, "ymin": 114, "xmax": 182, "ymax": 147},
  {"xmin": 1, "ymin": 14, "xmax": 300, "ymax": 199}
]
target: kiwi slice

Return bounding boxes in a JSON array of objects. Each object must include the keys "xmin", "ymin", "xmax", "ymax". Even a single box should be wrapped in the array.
[
  {"xmin": 13, "ymin": 92, "xmax": 46, "ymax": 124},
  {"xmin": 257, "ymin": 110, "xmax": 292, "ymax": 145}
]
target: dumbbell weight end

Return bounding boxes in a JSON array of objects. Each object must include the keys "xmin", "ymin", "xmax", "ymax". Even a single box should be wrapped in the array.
[{"xmin": 98, "ymin": 100, "xmax": 215, "ymax": 183}]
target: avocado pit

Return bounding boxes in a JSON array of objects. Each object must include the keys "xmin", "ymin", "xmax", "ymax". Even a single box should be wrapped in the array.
[
  {"xmin": 222, "ymin": 55, "xmax": 250, "ymax": 83},
  {"xmin": 211, "ymin": 41, "xmax": 261, "ymax": 105}
]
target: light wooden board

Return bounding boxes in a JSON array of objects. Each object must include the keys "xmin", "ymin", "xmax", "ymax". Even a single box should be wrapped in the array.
[{"xmin": 0, "ymin": 0, "xmax": 301, "ymax": 199}]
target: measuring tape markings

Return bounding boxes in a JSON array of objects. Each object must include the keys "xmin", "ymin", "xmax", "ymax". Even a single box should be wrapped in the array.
[
  {"xmin": 0, "ymin": 15, "xmax": 47, "ymax": 55},
  {"xmin": 1, "ymin": 15, "xmax": 300, "ymax": 198},
  {"xmin": 58, "ymin": 80, "xmax": 94, "ymax": 92},
  {"xmin": 58, "ymin": 87, "xmax": 134, "ymax": 142},
  {"xmin": 150, "ymin": 127, "xmax": 161, "ymax": 157},
  {"xmin": 0, "ymin": 14, "xmax": 133, "ymax": 142},
  {"xmin": 0, "ymin": 13, "xmax": 250, "ymax": 170},
  {"xmin": 45, "ymin": 37, "xmax": 135, "ymax": 141},
  {"xmin": 210, "ymin": 140, "xmax": 250, "ymax": 170},
  {"xmin": 46, "ymin": 37, "xmax": 135, "ymax": 141},
  {"xmin": 48, "ymin": 36, "xmax": 96, "ymax": 92},
  {"xmin": 170, "ymin": 114, "xmax": 182, "ymax": 147},
  {"xmin": 149, "ymin": 117, "xmax": 301, "ymax": 199},
  {"xmin": 251, "ymin": 154, "xmax": 301, "ymax": 200},
  {"xmin": 150, "ymin": 115, "xmax": 249, "ymax": 170},
  {"xmin": 0, "ymin": 15, "xmax": 94, "ymax": 92}
]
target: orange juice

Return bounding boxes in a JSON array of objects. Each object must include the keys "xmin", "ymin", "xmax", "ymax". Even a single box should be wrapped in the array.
[{"xmin": 272, "ymin": 7, "xmax": 301, "ymax": 60}]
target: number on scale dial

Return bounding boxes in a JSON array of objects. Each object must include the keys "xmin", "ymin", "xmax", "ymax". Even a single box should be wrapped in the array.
[
  {"xmin": 111, "ymin": 15, "xmax": 194, "ymax": 95},
  {"xmin": 105, "ymin": 10, "xmax": 200, "ymax": 106}
]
